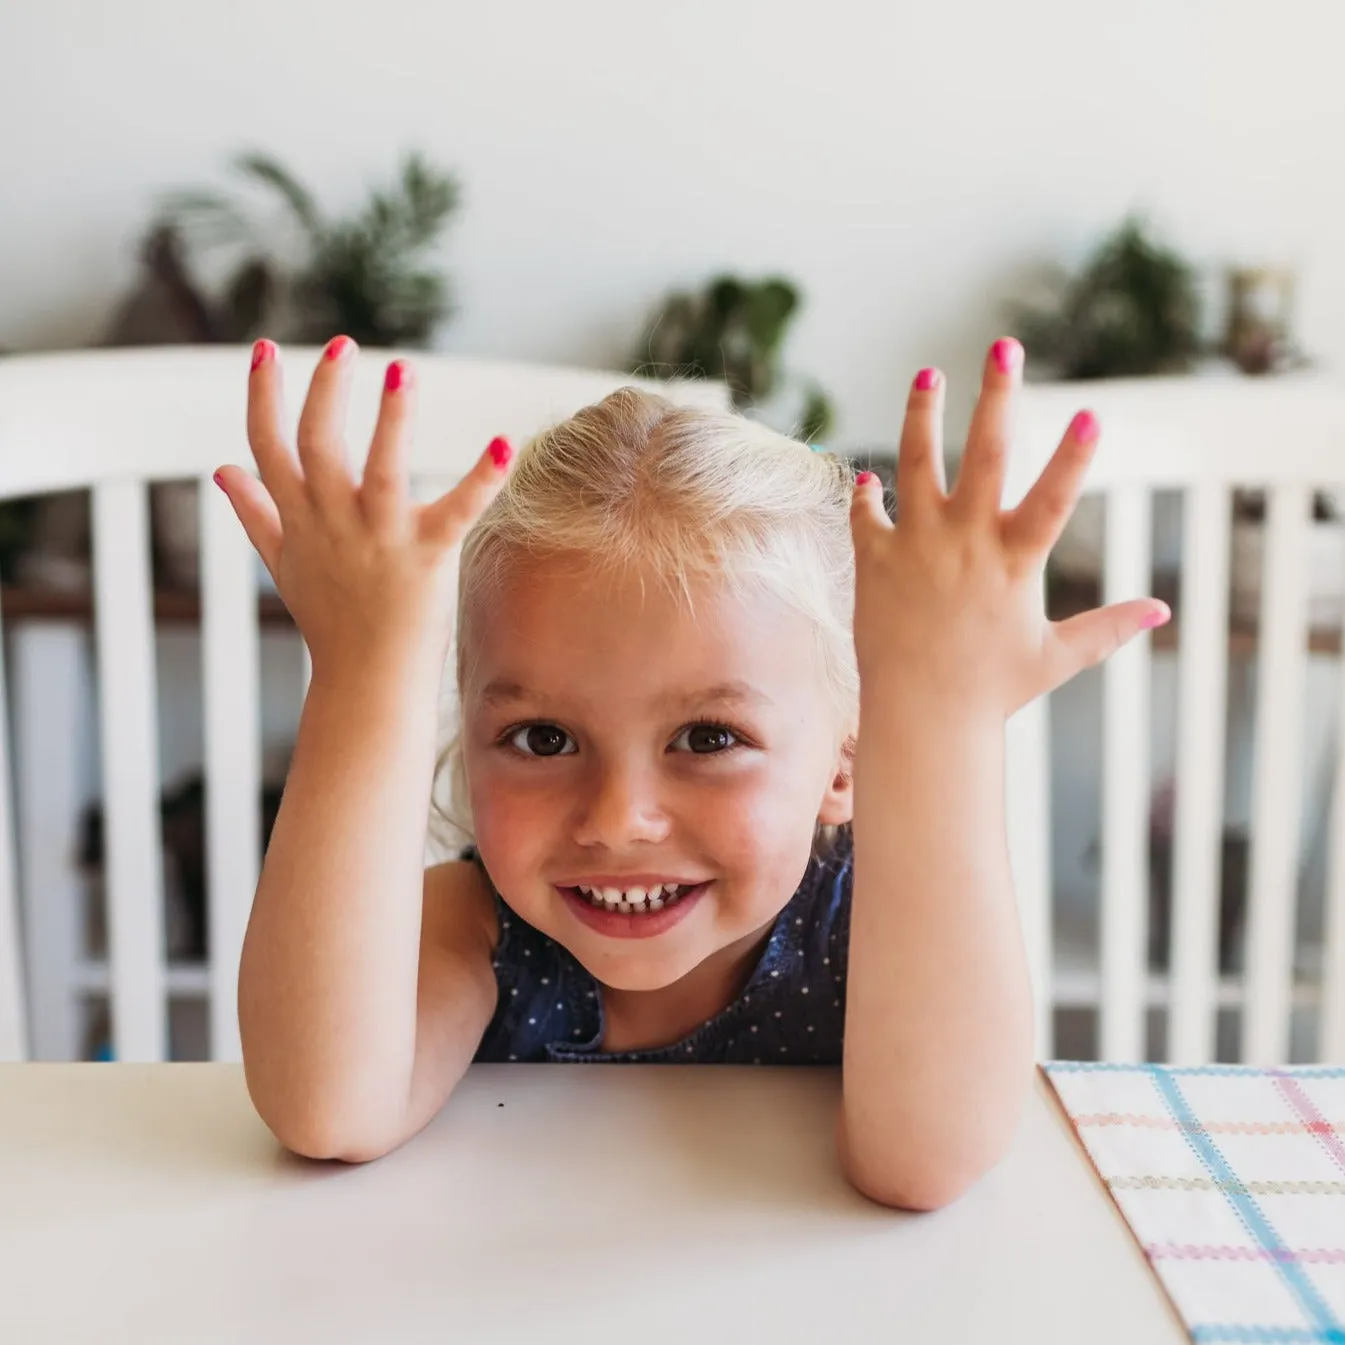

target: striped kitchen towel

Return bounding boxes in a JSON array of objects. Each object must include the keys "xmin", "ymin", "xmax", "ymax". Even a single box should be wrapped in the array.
[{"xmin": 1045, "ymin": 1063, "xmax": 1345, "ymax": 1343}]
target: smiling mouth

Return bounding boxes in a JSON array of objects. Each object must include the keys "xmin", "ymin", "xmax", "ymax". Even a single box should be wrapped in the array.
[{"xmin": 557, "ymin": 881, "xmax": 710, "ymax": 939}]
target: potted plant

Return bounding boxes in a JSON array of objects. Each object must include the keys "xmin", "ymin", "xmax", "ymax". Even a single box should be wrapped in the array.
[
  {"xmin": 149, "ymin": 149, "xmax": 461, "ymax": 347},
  {"xmin": 1008, "ymin": 217, "xmax": 1204, "ymax": 601},
  {"xmin": 1011, "ymin": 216, "xmax": 1203, "ymax": 382},
  {"xmin": 102, "ymin": 149, "xmax": 461, "ymax": 588},
  {"xmin": 632, "ymin": 274, "xmax": 834, "ymax": 441}
]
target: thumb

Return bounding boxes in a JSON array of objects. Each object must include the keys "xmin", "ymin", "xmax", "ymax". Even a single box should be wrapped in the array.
[
  {"xmin": 213, "ymin": 466, "xmax": 282, "ymax": 578},
  {"xmin": 850, "ymin": 470, "xmax": 892, "ymax": 541},
  {"xmin": 1044, "ymin": 599, "xmax": 1171, "ymax": 692},
  {"xmin": 419, "ymin": 436, "xmax": 515, "ymax": 546}
]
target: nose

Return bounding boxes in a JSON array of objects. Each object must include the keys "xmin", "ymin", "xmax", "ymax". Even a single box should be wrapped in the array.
[{"xmin": 571, "ymin": 760, "xmax": 671, "ymax": 850}]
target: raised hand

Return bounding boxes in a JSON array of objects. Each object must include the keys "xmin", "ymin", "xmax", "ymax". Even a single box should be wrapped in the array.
[
  {"xmin": 214, "ymin": 336, "xmax": 514, "ymax": 681},
  {"xmin": 849, "ymin": 337, "xmax": 1169, "ymax": 721}
]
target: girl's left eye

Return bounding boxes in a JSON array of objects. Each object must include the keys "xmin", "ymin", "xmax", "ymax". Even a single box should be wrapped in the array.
[{"xmin": 671, "ymin": 722, "xmax": 743, "ymax": 754}]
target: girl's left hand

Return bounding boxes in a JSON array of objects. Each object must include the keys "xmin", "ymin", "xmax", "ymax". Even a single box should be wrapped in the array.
[{"xmin": 850, "ymin": 337, "xmax": 1170, "ymax": 721}]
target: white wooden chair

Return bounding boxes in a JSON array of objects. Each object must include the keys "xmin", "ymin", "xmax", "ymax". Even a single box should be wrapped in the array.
[
  {"xmin": 9, "ymin": 351, "xmax": 1341, "ymax": 1070},
  {"xmin": 0, "ymin": 346, "xmax": 729, "ymax": 1063},
  {"xmin": 1007, "ymin": 374, "xmax": 1345, "ymax": 1065}
]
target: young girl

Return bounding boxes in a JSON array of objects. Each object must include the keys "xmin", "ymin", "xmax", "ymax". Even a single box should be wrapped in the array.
[{"xmin": 217, "ymin": 334, "xmax": 1168, "ymax": 1209}]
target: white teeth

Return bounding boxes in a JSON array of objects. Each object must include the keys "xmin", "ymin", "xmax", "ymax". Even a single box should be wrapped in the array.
[{"xmin": 575, "ymin": 881, "xmax": 695, "ymax": 913}]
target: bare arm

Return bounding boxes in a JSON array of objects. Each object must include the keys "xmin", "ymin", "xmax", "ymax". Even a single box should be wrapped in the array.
[
  {"xmin": 839, "ymin": 340, "xmax": 1167, "ymax": 1209},
  {"xmin": 215, "ymin": 337, "xmax": 513, "ymax": 1160},
  {"xmin": 237, "ymin": 656, "xmax": 497, "ymax": 1162},
  {"xmin": 842, "ymin": 699, "xmax": 1033, "ymax": 1210}
]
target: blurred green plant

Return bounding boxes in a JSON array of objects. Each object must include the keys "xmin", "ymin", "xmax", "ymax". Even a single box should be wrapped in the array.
[
  {"xmin": 157, "ymin": 150, "xmax": 461, "ymax": 346},
  {"xmin": 633, "ymin": 274, "xmax": 834, "ymax": 441},
  {"xmin": 1010, "ymin": 217, "xmax": 1202, "ymax": 380}
]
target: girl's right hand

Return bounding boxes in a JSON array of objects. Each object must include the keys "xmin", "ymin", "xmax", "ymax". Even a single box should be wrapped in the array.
[{"xmin": 214, "ymin": 336, "xmax": 514, "ymax": 684}]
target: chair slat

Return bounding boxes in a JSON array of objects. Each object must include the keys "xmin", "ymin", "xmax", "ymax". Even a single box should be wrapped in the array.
[
  {"xmin": 1321, "ymin": 650, "xmax": 1345, "ymax": 1060},
  {"xmin": 201, "ymin": 481, "xmax": 261, "ymax": 1062},
  {"xmin": 1169, "ymin": 483, "xmax": 1232, "ymax": 1063},
  {"xmin": 92, "ymin": 481, "xmax": 168, "ymax": 1061},
  {"xmin": 1100, "ymin": 486, "xmax": 1153, "ymax": 1062},
  {"xmin": 0, "ymin": 599, "xmax": 28, "ymax": 1061},
  {"xmin": 1006, "ymin": 695, "xmax": 1053, "ymax": 1057},
  {"xmin": 1245, "ymin": 484, "xmax": 1311, "ymax": 1063}
]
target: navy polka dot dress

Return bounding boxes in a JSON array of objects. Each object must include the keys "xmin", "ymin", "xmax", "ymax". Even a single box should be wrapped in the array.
[{"xmin": 466, "ymin": 828, "xmax": 853, "ymax": 1065}]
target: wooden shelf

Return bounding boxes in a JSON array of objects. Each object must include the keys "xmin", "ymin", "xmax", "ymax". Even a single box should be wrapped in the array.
[
  {"xmin": 1, "ymin": 584, "xmax": 296, "ymax": 629},
  {"xmin": 1052, "ymin": 923, "xmax": 1324, "ymax": 1011}
]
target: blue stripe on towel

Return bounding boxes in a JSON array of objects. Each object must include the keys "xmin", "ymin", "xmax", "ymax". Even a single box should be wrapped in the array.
[
  {"xmin": 1148, "ymin": 1066, "xmax": 1345, "ymax": 1343},
  {"xmin": 1192, "ymin": 1328, "xmax": 1345, "ymax": 1342}
]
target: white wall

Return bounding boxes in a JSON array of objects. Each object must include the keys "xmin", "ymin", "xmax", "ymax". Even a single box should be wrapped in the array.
[{"xmin": 3, "ymin": 0, "xmax": 1344, "ymax": 449}]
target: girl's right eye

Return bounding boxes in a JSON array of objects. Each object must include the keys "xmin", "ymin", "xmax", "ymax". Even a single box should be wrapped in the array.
[{"xmin": 504, "ymin": 724, "xmax": 576, "ymax": 758}]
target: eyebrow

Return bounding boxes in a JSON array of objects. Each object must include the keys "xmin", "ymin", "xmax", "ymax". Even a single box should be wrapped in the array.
[{"xmin": 478, "ymin": 678, "xmax": 773, "ymax": 711}]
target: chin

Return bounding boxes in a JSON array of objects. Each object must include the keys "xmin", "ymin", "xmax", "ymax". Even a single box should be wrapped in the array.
[{"xmin": 570, "ymin": 943, "xmax": 704, "ymax": 993}]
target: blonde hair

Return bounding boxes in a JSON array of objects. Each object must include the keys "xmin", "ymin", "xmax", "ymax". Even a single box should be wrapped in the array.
[{"xmin": 431, "ymin": 386, "xmax": 860, "ymax": 860}]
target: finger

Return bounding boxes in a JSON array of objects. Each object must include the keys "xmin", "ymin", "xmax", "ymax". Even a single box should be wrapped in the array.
[
  {"xmin": 849, "ymin": 469, "xmax": 893, "ymax": 547},
  {"xmin": 213, "ymin": 465, "xmax": 283, "ymax": 578},
  {"xmin": 894, "ymin": 367, "xmax": 946, "ymax": 522},
  {"xmin": 1003, "ymin": 410, "xmax": 1101, "ymax": 556},
  {"xmin": 361, "ymin": 359, "xmax": 415, "ymax": 531},
  {"xmin": 950, "ymin": 337, "xmax": 1023, "ymax": 519},
  {"xmin": 1043, "ymin": 599, "xmax": 1171, "ymax": 693},
  {"xmin": 419, "ymin": 436, "xmax": 516, "ymax": 546},
  {"xmin": 295, "ymin": 335, "xmax": 359, "ymax": 503},
  {"xmin": 245, "ymin": 340, "xmax": 302, "ymax": 511}
]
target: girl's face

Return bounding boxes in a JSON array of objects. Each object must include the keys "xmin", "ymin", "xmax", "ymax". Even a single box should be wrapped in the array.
[{"xmin": 460, "ymin": 554, "xmax": 854, "ymax": 992}]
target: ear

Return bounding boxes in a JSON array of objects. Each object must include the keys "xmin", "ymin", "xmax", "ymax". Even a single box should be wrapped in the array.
[{"xmin": 817, "ymin": 732, "xmax": 856, "ymax": 827}]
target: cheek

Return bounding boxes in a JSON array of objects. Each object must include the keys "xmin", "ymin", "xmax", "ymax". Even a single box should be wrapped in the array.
[
  {"xmin": 463, "ymin": 750, "xmax": 552, "ymax": 875},
  {"xmin": 694, "ymin": 772, "xmax": 817, "ymax": 880}
]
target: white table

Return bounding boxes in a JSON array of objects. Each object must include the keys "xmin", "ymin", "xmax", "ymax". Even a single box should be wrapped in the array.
[{"xmin": 0, "ymin": 1064, "xmax": 1186, "ymax": 1343}]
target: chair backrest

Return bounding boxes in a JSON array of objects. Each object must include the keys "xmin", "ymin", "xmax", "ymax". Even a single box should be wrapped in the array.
[
  {"xmin": 1007, "ymin": 374, "xmax": 1345, "ymax": 1065},
  {"xmin": 0, "ymin": 346, "xmax": 730, "ymax": 1062}
]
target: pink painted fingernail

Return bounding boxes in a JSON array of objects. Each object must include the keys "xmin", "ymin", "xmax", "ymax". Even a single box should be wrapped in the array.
[
  {"xmin": 385, "ymin": 360, "xmax": 410, "ymax": 392},
  {"xmin": 1141, "ymin": 604, "xmax": 1171, "ymax": 630},
  {"xmin": 488, "ymin": 436, "xmax": 513, "ymax": 469},
  {"xmin": 915, "ymin": 367, "xmax": 940, "ymax": 392},
  {"xmin": 855, "ymin": 470, "xmax": 877, "ymax": 486},
  {"xmin": 1070, "ymin": 410, "xmax": 1100, "ymax": 445},
  {"xmin": 212, "ymin": 470, "xmax": 227, "ymax": 493},
  {"xmin": 325, "ymin": 335, "xmax": 354, "ymax": 362},
  {"xmin": 250, "ymin": 340, "xmax": 275, "ymax": 371},
  {"xmin": 992, "ymin": 338, "xmax": 1023, "ymax": 374}
]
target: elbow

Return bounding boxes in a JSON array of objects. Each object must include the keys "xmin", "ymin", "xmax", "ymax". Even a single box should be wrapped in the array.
[
  {"xmin": 836, "ymin": 1115, "xmax": 1011, "ymax": 1212},
  {"xmin": 242, "ymin": 1064, "xmax": 401, "ymax": 1165},
  {"xmin": 254, "ymin": 1095, "xmax": 397, "ymax": 1164},
  {"xmin": 274, "ymin": 1121, "xmax": 396, "ymax": 1166},
  {"xmin": 841, "ymin": 1154, "xmax": 983, "ymax": 1212}
]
